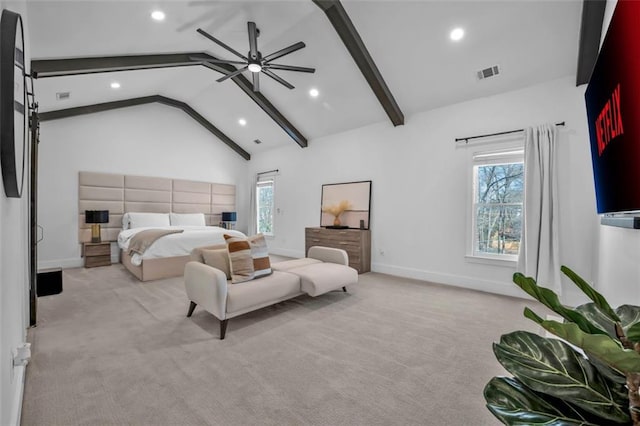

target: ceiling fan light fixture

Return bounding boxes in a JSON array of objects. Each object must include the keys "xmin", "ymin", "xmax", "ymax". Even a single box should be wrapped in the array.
[
  {"xmin": 309, "ymin": 88, "xmax": 319, "ymax": 98},
  {"xmin": 248, "ymin": 63, "xmax": 262, "ymax": 73}
]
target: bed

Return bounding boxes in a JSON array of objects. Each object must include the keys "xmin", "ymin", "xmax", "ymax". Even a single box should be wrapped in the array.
[
  {"xmin": 117, "ymin": 213, "xmax": 245, "ymax": 281},
  {"xmin": 78, "ymin": 171, "xmax": 239, "ymax": 281}
]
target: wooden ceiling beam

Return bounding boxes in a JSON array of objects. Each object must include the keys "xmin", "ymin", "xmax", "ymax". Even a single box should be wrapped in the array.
[
  {"xmin": 576, "ymin": 0, "xmax": 606, "ymax": 86},
  {"xmin": 38, "ymin": 95, "xmax": 251, "ymax": 160},
  {"xmin": 313, "ymin": 0, "xmax": 404, "ymax": 126},
  {"xmin": 31, "ymin": 53, "xmax": 308, "ymax": 148}
]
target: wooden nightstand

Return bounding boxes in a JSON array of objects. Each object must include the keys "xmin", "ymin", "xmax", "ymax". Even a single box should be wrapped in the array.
[{"xmin": 83, "ymin": 242, "xmax": 111, "ymax": 268}]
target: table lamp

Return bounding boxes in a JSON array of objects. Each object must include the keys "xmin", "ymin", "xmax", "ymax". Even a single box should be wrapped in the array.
[
  {"xmin": 221, "ymin": 211, "xmax": 237, "ymax": 229},
  {"xmin": 222, "ymin": 212, "xmax": 237, "ymax": 222},
  {"xmin": 85, "ymin": 210, "xmax": 109, "ymax": 243}
]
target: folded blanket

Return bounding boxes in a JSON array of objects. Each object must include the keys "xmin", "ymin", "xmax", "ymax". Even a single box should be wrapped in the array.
[{"xmin": 128, "ymin": 229, "xmax": 184, "ymax": 256}]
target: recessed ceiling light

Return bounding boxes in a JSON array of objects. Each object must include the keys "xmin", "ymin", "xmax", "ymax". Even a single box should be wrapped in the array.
[
  {"xmin": 110, "ymin": 82, "xmax": 120, "ymax": 89},
  {"xmin": 450, "ymin": 27, "xmax": 464, "ymax": 41},
  {"xmin": 238, "ymin": 118, "xmax": 247, "ymax": 126},
  {"xmin": 309, "ymin": 88, "xmax": 319, "ymax": 98},
  {"xmin": 151, "ymin": 10, "xmax": 165, "ymax": 21}
]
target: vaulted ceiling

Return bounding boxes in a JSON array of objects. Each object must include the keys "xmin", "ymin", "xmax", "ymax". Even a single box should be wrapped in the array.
[{"xmin": 22, "ymin": 0, "xmax": 582, "ymax": 157}]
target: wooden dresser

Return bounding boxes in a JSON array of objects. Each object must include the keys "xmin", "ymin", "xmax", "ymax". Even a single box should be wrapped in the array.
[{"xmin": 305, "ymin": 227, "xmax": 371, "ymax": 273}]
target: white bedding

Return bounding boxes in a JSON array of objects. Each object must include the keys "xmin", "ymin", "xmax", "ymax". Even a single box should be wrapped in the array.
[{"xmin": 118, "ymin": 226, "xmax": 245, "ymax": 266}]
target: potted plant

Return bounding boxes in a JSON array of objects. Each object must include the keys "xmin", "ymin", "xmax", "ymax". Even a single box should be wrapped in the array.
[
  {"xmin": 322, "ymin": 200, "xmax": 351, "ymax": 227},
  {"xmin": 485, "ymin": 266, "xmax": 640, "ymax": 425}
]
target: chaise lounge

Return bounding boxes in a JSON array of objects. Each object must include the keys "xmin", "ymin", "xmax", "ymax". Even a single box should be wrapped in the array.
[{"xmin": 184, "ymin": 245, "xmax": 358, "ymax": 339}]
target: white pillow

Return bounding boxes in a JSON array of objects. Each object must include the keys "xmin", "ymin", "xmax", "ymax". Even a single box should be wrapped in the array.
[
  {"xmin": 123, "ymin": 212, "xmax": 171, "ymax": 229},
  {"xmin": 170, "ymin": 213, "xmax": 206, "ymax": 227}
]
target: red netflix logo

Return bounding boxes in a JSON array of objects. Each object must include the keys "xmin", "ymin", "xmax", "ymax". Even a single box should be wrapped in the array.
[{"xmin": 595, "ymin": 83, "xmax": 624, "ymax": 156}]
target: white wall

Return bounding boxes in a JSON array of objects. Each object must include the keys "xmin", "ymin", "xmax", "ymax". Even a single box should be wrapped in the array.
[
  {"xmin": 1, "ymin": 2, "xmax": 31, "ymax": 424},
  {"xmin": 37, "ymin": 103, "xmax": 249, "ymax": 268},
  {"xmin": 250, "ymin": 75, "xmax": 599, "ymax": 305}
]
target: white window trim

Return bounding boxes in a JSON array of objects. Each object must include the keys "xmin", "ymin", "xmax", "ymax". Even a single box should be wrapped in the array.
[
  {"xmin": 466, "ymin": 143, "xmax": 524, "ymax": 265},
  {"xmin": 256, "ymin": 177, "xmax": 275, "ymax": 237}
]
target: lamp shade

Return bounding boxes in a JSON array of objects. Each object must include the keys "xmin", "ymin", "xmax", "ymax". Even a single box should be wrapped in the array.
[
  {"xmin": 222, "ymin": 211, "xmax": 237, "ymax": 222},
  {"xmin": 85, "ymin": 210, "xmax": 109, "ymax": 224}
]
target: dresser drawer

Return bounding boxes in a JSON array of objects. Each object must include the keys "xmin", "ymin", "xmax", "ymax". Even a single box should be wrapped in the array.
[{"xmin": 305, "ymin": 229, "xmax": 361, "ymax": 243}]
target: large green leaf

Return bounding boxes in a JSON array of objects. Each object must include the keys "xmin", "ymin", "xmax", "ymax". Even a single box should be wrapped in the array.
[
  {"xmin": 573, "ymin": 304, "xmax": 632, "ymax": 385},
  {"xmin": 485, "ymin": 376, "xmax": 602, "ymax": 425},
  {"xmin": 575, "ymin": 303, "xmax": 617, "ymax": 339},
  {"xmin": 626, "ymin": 323, "xmax": 640, "ymax": 342},
  {"xmin": 526, "ymin": 309, "xmax": 640, "ymax": 375},
  {"xmin": 513, "ymin": 273, "xmax": 608, "ymax": 336},
  {"xmin": 561, "ymin": 266, "xmax": 621, "ymax": 323},
  {"xmin": 493, "ymin": 330, "xmax": 630, "ymax": 423},
  {"xmin": 617, "ymin": 305, "xmax": 640, "ymax": 335}
]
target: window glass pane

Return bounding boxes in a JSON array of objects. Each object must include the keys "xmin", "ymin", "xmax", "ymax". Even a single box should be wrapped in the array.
[
  {"xmin": 475, "ymin": 205, "xmax": 522, "ymax": 255},
  {"xmin": 472, "ymin": 158, "xmax": 523, "ymax": 258},
  {"xmin": 256, "ymin": 181, "xmax": 274, "ymax": 235},
  {"xmin": 476, "ymin": 163, "xmax": 524, "ymax": 204}
]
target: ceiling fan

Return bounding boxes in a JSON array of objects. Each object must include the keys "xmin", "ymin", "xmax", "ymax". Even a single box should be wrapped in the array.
[{"xmin": 191, "ymin": 22, "xmax": 315, "ymax": 92}]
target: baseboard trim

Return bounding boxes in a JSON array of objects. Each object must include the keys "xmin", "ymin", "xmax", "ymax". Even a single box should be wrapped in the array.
[
  {"xmin": 371, "ymin": 262, "xmax": 527, "ymax": 299},
  {"xmin": 37, "ymin": 254, "xmax": 119, "ymax": 270},
  {"xmin": 38, "ymin": 258, "xmax": 83, "ymax": 270},
  {"xmin": 9, "ymin": 364, "xmax": 26, "ymax": 426}
]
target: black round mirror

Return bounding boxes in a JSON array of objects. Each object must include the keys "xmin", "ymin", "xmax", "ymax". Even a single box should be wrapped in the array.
[{"xmin": 0, "ymin": 10, "xmax": 27, "ymax": 198}]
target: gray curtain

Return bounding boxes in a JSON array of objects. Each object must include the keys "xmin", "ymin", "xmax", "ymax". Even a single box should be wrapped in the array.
[
  {"xmin": 517, "ymin": 124, "xmax": 561, "ymax": 293},
  {"xmin": 248, "ymin": 174, "xmax": 258, "ymax": 236}
]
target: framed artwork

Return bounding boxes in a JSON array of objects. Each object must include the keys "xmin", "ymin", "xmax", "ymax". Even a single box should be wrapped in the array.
[
  {"xmin": 320, "ymin": 180, "xmax": 371, "ymax": 229},
  {"xmin": 0, "ymin": 10, "xmax": 27, "ymax": 198}
]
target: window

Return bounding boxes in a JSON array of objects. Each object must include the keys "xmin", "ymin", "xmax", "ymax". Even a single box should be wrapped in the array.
[
  {"xmin": 471, "ymin": 149, "xmax": 524, "ymax": 260},
  {"xmin": 256, "ymin": 178, "xmax": 275, "ymax": 236}
]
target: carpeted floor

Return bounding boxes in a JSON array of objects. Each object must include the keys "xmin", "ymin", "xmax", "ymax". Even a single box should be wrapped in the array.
[{"xmin": 22, "ymin": 262, "xmax": 543, "ymax": 425}]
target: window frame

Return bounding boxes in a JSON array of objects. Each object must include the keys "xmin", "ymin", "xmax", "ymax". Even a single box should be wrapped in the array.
[
  {"xmin": 255, "ymin": 177, "xmax": 275, "ymax": 237},
  {"xmin": 467, "ymin": 147, "xmax": 524, "ymax": 264}
]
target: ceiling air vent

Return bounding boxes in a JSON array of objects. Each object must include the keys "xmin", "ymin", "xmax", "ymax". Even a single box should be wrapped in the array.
[
  {"xmin": 477, "ymin": 65, "xmax": 500, "ymax": 81},
  {"xmin": 253, "ymin": 139, "xmax": 262, "ymax": 144},
  {"xmin": 56, "ymin": 92, "xmax": 70, "ymax": 100}
]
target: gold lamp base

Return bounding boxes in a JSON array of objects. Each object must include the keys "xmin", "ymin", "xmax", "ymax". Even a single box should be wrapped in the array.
[{"xmin": 91, "ymin": 224, "xmax": 101, "ymax": 243}]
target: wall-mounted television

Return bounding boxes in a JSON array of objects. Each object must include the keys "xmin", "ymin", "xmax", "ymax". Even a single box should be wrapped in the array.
[{"xmin": 584, "ymin": 0, "xmax": 640, "ymax": 215}]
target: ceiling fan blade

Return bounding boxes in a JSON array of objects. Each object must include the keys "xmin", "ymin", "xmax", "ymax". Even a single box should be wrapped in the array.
[
  {"xmin": 262, "ymin": 69, "xmax": 294, "ymax": 89},
  {"xmin": 216, "ymin": 66, "xmax": 248, "ymax": 82},
  {"xmin": 197, "ymin": 28, "xmax": 248, "ymax": 61},
  {"xmin": 248, "ymin": 22, "xmax": 259, "ymax": 60},
  {"xmin": 263, "ymin": 41, "xmax": 305, "ymax": 63},
  {"xmin": 189, "ymin": 55, "xmax": 247, "ymax": 66},
  {"xmin": 264, "ymin": 64, "xmax": 315, "ymax": 73},
  {"xmin": 252, "ymin": 71, "xmax": 260, "ymax": 92}
]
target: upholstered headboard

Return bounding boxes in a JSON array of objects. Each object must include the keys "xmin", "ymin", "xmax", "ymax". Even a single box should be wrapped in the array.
[{"xmin": 78, "ymin": 171, "xmax": 236, "ymax": 243}]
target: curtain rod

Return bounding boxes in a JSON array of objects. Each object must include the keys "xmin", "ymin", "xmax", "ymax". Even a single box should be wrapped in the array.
[
  {"xmin": 455, "ymin": 122, "xmax": 565, "ymax": 144},
  {"xmin": 257, "ymin": 169, "xmax": 279, "ymax": 176}
]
